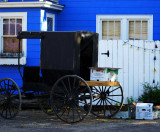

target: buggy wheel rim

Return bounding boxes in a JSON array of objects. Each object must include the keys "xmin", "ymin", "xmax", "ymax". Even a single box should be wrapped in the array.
[{"xmin": 51, "ymin": 75, "xmax": 92, "ymax": 124}]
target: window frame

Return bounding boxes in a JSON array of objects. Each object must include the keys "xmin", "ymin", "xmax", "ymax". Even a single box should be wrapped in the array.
[
  {"xmin": 46, "ymin": 13, "xmax": 55, "ymax": 31},
  {"xmin": 96, "ymin": 15, "xmax": 153, "ymax": 40},
  {"xmin": 0, "ymin": 12, "xmax": 27, "ymax": 65}
]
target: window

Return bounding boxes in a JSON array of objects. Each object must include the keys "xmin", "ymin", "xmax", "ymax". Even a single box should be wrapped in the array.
[
  {"xmin": 102, "ymin": 21, "xmax": 121, "ymax": 40},
  {"xmin": 96, "ymin": 15, "xmax": 153, "ymax": 40},
  {"xmin": 129, "ymin": 20, "xmax": 148, "ymax": 40},
  {"xmin": 0, "ymin": 12, "xmax": 27, "ymax": 65},
  {"xmin": 3, "ymin": 18, "xmax": 22, "ymax": 54},
  {"xmin": 46, "ymin": 13, "xmax": 55, "ymax": 31},
  {"xmin": 47, "ymin": 17, "xmax": 53, "ymax": 31}
]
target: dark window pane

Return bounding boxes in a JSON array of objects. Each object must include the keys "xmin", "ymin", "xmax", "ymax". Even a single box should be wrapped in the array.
[
  {"xmin": 47, "ymin": 17, "xmax": 53, "ymax": 31},
  {"xmin": 16, "ymin": 19, "xmax": 22, "ymax": 35},
  {"xmin": 3, "ymin": 37, "xmax": 22, "ymax": 53},
  {"xmin": 3, "ymin": 19, "xmax": 9, "ymax": 35},
  {"xmin": 10, "ymin": 19, "xmax": 15, "ymax": 35}
]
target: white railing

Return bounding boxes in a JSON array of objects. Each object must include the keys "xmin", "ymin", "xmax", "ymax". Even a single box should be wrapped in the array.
[{"xmin": 98, "ymin": 40, "xmax": 160, "ymax": 104}]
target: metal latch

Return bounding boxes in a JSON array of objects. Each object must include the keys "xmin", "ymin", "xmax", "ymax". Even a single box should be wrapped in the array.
[{"xmin": 101, "ymin": 50, "xmax": 109, "ymax": 57}]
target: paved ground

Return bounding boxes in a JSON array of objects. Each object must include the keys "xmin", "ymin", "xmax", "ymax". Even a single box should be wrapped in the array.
[{"xmin": 0, "ymin": 110, "xmax": 160, "ymax": 132}]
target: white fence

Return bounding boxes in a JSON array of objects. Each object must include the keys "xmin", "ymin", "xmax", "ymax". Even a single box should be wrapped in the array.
[{"xmin": 98, "ymin": 40, "xmax": 160, "ymax": 104}]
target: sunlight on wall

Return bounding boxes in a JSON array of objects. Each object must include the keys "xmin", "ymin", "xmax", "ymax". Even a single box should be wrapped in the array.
[{"xmin": 40, "ymin": 10, "xmax": 47, "ymax": 31}]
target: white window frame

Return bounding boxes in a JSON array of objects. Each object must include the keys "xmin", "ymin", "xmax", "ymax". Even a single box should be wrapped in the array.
[
  {"xmin": 0, "ymin": 12, "xmax": 27, "ymax": 65},
  {"xmin": 46, "ymin": 13, "xmax": 55, "ymax": 31},
  {"xmin": 96, "ymin": 15, "xmax": 153, "ymax": 40}
]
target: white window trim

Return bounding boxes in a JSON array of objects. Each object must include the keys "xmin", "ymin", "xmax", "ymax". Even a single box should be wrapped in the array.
[
  {"xmin": 46, "ymin": 13, "xmax": 55, "ymax": 31},
  {"xmin": 96, "ymin": 15, "xmax": 153, "ymax": 40},
  {"xmin": 0, "ymin": 12, "xmax": 27, "ymax": 65}
]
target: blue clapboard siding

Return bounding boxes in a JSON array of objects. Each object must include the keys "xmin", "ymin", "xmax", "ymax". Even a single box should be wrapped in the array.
[
  {"xmin": 0, "ymin": 8, "xmax": 56, "ymax": 87},
  {"xmin": 0, "ymin": 8, "xmax": 41, "ymax": 87},
  {"xmin": 58, "ymin": 0, "xmax": 160, "ymax": 40},
  {"xmin": 0, "ymin": 66, "xmax": 23, "ymax": 88}
]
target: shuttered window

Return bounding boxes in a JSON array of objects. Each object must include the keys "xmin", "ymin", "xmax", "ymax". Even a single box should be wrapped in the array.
[
  {"xmin": 102, "ymin": 21, "xmax": 121, "ymax": 40},
  {"xmin": 129, "ymin": 21, "xmax": 148, "ymax": 40}
]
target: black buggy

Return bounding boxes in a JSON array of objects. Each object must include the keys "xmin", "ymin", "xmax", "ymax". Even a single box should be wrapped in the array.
[{"xmin": 0, "ymin": 31, "xmax": 123, "ymax": 123}]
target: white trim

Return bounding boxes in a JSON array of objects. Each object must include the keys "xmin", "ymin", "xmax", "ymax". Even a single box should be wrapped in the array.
[
  {"xmin": 46, "ymin": 13, "xmax": 55, "ymax": 31},
  {"xmin": 0, "ymin": 2, "xmax": 64, "ymax": 11},
  {"xmin": 0, "ymin": 57, "xmax": 26, "ymax": 65},
  {"xmin": 0, "ymin": 12, "xmax": 27, "ymax": 65},
  {"xmin": 96, "ymin": 15, "xmax": 153, "ymax": 40}
]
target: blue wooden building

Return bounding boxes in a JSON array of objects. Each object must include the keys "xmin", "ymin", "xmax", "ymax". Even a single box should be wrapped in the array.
[{"xmin": 0, "ymin": 0, "xmax": 160, "ymax": 102}]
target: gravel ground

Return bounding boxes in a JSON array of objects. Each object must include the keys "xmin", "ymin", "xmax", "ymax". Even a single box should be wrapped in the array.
[{"xmin": 0, "ymin": 110, "xmax": 160, "ymax": 132}]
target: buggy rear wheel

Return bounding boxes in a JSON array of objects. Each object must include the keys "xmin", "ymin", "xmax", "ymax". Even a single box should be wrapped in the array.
[
  {"xmin": 91, "ymin": 82, "xmax": 123, "ymax": 118},
  {"xmin": 51, "ymin": 75, "xmax": 92, "ymax": 124},
  {"xmin": 0, "ymin": 78, "xmax": 21, "ymax": 119}
]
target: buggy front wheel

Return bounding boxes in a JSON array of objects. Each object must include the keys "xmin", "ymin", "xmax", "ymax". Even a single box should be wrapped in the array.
[
  {"xmin": 0, "ymin": 78, "xmax": 21, "ymax": 119},
  {"xmin": 50, "ymin": 75, "xmax": 92, "ymax": 124}
]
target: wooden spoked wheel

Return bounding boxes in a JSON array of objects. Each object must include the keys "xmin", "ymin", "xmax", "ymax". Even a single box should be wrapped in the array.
[
  {"xmin": 51, "ymin": 75, "xmax": 92, "ymax": 124},
  {"xmin": 0, "ymin": 78, "xmax": 21, "ymax": 119},
  {"xmin": 89, "ymin": 81, "xmax": 123, "ymax": 118}
]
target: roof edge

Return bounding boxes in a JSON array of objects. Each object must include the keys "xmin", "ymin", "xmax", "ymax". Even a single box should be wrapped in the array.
[{"xmin": 0, "ymin": 1, "xmax": 64, "ymax": 11}]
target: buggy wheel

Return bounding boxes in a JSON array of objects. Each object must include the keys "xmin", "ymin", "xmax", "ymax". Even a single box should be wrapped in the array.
[
  {"xmin": 91, "ymin": 83, "xmax": 123, "ymax": 118},
  {"xmin": 51, "ymin": 75, "xmax": 92, "ymax": 124},
  {"xmin": 39, "ymin": 95, "xmax": 53, "ymax": 115},
  {"xmin": 0, "ymin": 78, "xmax": 21, "ymax": 119}
]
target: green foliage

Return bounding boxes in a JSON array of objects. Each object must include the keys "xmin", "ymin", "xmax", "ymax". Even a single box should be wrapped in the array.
[
  {"xmin": 115, "ymin": 103, "xmax": 120, "ymax": 106},
  {"xmin": 138, "ymin": 83, "xmax": 160, "ymax": 105},
  {"xmin": 127, "ymin": 96, "xmax": 134, "ymax": 105}
]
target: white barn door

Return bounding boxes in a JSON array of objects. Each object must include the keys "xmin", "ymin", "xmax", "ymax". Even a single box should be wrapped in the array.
[{"xmin": 98, "ymin": 40, "xmax": 160, "ymax": 104}]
